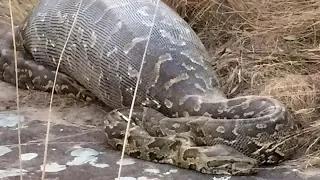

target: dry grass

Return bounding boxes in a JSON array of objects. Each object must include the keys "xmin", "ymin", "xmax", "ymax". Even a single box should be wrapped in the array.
[
  {"xmin": 1, "ymin": 0, "xmax": 320, "ymax": 168},
  {"xmin": 0, "ymin": 0, "xmax": 38, "ymax": 25},
  {"xmin": 164, "ymin": 0, "xmax": 320, "ymax": 166}
]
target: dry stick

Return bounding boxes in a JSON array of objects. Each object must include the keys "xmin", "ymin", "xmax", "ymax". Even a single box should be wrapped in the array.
[
  {"xmin": 116, "ymin": 0, "xmax": 161, "ymax": 179},
  {"xmin": 41, "ymin": 1, "xmax": 83, "ymax": 179},
  {"xmin": 8, "ymin": 1, "xmax": 23, "ymax": 179}
]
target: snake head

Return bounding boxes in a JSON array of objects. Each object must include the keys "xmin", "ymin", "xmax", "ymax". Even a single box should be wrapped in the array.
[{"xmin": 179, "ymin": 144, "xmax": 259, "ymax": 175}]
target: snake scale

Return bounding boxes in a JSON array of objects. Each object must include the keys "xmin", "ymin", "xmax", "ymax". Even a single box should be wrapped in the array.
[{"xmin": 0, "ymin": 0, "xmax": 299, "ymax": 175}]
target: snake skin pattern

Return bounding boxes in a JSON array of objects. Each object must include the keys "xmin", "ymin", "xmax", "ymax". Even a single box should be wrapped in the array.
[{"xmin": 0, "ymin": 0, "xmax": 299, "ymax": 175}]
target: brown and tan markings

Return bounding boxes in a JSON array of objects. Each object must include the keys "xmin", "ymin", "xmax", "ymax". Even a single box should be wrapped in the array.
[{"xmin": 0, "ymin": 0, "xmax": 299, "ymax": 176}]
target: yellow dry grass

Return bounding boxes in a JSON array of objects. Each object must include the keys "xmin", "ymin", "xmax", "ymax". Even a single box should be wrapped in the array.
[{"xmin": 1, "ymin": 0, "xmax": 320, "ymax": 168}]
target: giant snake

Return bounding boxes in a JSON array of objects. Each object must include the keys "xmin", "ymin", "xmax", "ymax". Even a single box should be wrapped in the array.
[{"xmin": 0, "ymin": 0, "xmax": 299, "ymax": 175}]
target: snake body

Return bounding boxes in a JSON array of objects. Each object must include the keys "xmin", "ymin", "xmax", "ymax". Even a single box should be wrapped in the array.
[{"xmin": 0, "ymin": 0, "xmax": 298, "ymax": 175}]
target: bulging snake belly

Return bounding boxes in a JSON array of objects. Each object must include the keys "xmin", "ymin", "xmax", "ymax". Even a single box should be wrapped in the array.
[{"xmin": 0, "ymin": 0, "xmax": 299, "ymax": 175}]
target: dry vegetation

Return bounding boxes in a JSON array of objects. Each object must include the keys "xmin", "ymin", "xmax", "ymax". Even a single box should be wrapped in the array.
[
  {"xmin": 0, "ymin": 0, "xmax": 37, "ymax": 25},
  {"xmin": 1, "ymin": 0, "xmax": 320, "ymax": 168},
  {"xmin": 163, "ymin": 0, "xmax": 320, "ymax": 166}
]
